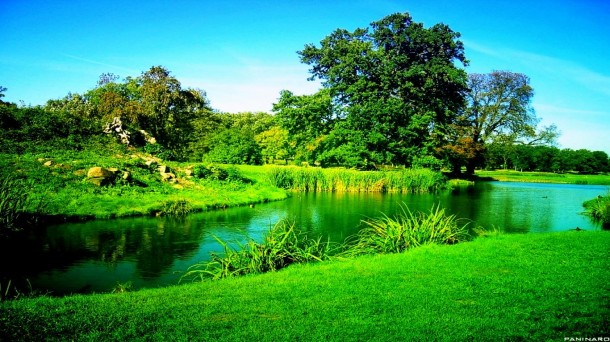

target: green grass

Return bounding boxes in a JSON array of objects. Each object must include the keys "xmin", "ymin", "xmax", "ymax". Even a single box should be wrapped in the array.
[
  {"xmin": 343, "ymin": 204, "xmax": 471, "ymax": 256},
  {"xmin": 266, "ymin": 165, "xmax": 446, "ymax": 193},
  {"xmin": 0, "ymin": 175, "xmax": 30, "ymax": 233},
  {"xmin": 583, "ymin": 192, "xmax": 610, "ymax": 225},
  {"xmin": 1, "ymin": 231, "xmax": 607, "ymax": 340},
  {"xmin": 0, "ymin": 151, "xmax": 289, "ymax": 221},
  {"xmin": 0, "ymin": 153, "xmax": 448, "ymax": 222},
  {"xmin": 476, "ymin": 169, "xmax": 610, "ymax": 185},
  {"xmin": 182, "ymin": 220, "xmax": 337, "ymax": 281}
]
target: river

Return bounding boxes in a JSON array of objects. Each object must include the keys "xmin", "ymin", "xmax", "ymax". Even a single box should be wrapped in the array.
[{"xmin": 0, "ymin": 181, "xmax": 606, "ymax": 296}]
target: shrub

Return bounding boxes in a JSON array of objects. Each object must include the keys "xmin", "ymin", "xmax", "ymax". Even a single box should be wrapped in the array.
[
  {"xmin": 160, "ymin": 199, "xmax": 193, "ymax": 216},
  {"xmin": 193, "ymin": 164, "xmax": 228, "ymax": 181},
  {"xmin": 343, "ymin": 203, "xmax": 471, "ymax": 256},
  {"xmin": 0, "ymin": 175, "xmax": 31, "ymax": 234},
  {"xmin": 181, "ymin": 220, "xmax": 337, "ymax": 281},
  {"xmin": 583, "ymin": 192, "xmax": 610, "ymax": 225}
]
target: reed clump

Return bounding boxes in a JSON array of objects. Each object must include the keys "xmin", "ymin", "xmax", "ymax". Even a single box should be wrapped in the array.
[
  {"xmin": 266, "ymin": 167, "xmax": 445, "ymax": 193},
  {"xmin": 342, "ymin": 203, "xmax": 471, "ymax": 256},
  {"xmin": 181, "ymin": 220, "xmax": 337, "ymax": 281},
  {"xmin": 160, "ymin": 199, "xmax": 193, "ymax": 216},
  {"xmin": 183, "ymin": 204, "xmax": 473, "ymax": 282},
  {"xmin": 583, "ymin": 192, "xmax": 610, "ymax": 225},
  {"xmin": 0, "ymin": 175, "xmax": 33, "ymax": 234}
]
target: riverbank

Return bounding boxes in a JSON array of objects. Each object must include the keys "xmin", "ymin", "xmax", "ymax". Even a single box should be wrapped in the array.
[
  {"xmin": 1, "ymin": 230, "xmax": 607, "ymax": 340},
  {"xmin": 475, "ymin": 169, "xmax": 610, "ymax": 185},
  {"xmin": 1, "ymin": 151, "xmax": 290, "ymax": 223},
  {"xmin": 0, "ymin": 151, "xmax": 447, "ymax": 226}
]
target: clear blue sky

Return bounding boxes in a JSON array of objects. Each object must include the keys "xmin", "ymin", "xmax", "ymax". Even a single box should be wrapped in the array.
[{"xmin": 1, "ymin": 0, "xmax": 609, "ymax": 153}]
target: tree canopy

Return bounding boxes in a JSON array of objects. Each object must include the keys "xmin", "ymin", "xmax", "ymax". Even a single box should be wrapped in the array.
[
  {"xmin": 296, "ymin": 12, "xmax": 469, "ymax": 167},
  {"xmin": 437, "ymin": 71, "xmax": 559, "ymax": 174}
]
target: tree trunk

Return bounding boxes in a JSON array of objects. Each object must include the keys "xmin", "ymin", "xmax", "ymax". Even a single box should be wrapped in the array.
[{"xmin": 465, "ymin": 159, "xmax": 477, "ymax": 175}]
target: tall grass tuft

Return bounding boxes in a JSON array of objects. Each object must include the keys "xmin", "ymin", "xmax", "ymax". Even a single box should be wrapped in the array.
[
  {"xmin": 343, "ymin": 203, "xmax": 471, "ymax": 256},
  {"xmin": 0, "ymin": 175, "xmax": 31, "ymax": 233},
  {"xmin": 181, "ymin": 220, "xmax": 337, "ymax": 281},
  {"xmin": 160, "ymin": 199, "xmax": 193, "ymax": 216},
  {"xmin": 266, "ymin": 167, "xmax": 445, "ymax": 193},
  {"xmin": 583, "ymin": 192, "xmax": 610, "ymax": 225}
]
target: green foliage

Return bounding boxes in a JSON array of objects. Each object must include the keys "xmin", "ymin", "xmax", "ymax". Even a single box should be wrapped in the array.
[
  {"xmin": 0, "ymin": 175, "xmax": 43, "ymax": 235},
  {"xmin": 192, "ymin": 164, "xmax": 228, "ymax": 181},
  {"xmin": 483, "ymin": 144, "xmax": 609, "ymax": 174},
  {"xmin": 272, "ymin": 89, "xmax": 335, "ymax": 164},
  {"xmin": 160, "ymin": 199, "xmax": 193, "ymax": 216},
  {"xmin": 192, "ymin": 164, "xmax": 247, "ymax": 183},
  {"xmin": 182, "ymin": 220, "xmax": 336, "ymax": 281},
  {"xmin": 255, "ymin": 126, "xmax": 292, "ymax": 164},
  {"xmin": 265, "ymin": 166, "xmax": 445, "ymax": 193},
  {"xmin": 444, "ymin": 71, "xmax": 555, "ymax": 174},
  {"xmin": 583, "ymin": 192, "xmax": 610, "ymax": 225},
  {"xmin": 0, "ymin": 175, "xmax": 28, "ymax": 232},
  {"xmin": 298, "ymin": 12, "xmax": 468, "ymax": 166},
  {"xmin": 205, "ymin": 127, "xmax": 263, "ymax": 165},
  {"xmin": 110, "ymin": 281, "xmax": 133, "ymax": 294},
  {"xmin": 343, "ymin": 204, "xmax": 470, "ymax": 256}
]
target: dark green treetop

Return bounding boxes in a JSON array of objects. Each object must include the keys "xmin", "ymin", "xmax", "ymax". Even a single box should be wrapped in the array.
[{"xmin": 298, "ymin": 12, "xmax": 468, "ymax": 166}]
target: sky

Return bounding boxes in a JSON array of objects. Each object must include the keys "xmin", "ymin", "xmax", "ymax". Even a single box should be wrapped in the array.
[{"xmin": 1, "ymin": 0, "xmax": 609, "ymax": 154}]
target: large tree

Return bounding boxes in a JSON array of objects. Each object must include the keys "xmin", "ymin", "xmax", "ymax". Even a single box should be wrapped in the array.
[
  {"xmin": 444, "ymin": 71, "xmax": 558, "ymax": 174},
  {"xmin": 298, "ymin": 12, "xmax": 468, "ymax": 167},
  {"xmin": 45, "ymin": 66, "xmax": 213, "ymax": 160}
]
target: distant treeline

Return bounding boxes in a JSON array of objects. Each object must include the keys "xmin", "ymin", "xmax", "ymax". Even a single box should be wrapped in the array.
[{"xmin": 484, "ymin": 143, "xmax": 609, "ymax": 174}]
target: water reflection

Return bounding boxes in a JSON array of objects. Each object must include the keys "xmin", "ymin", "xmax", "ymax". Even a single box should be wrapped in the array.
[{"xmin": 0, "ymin": 181, "xmax": 606, "ymax": 296}]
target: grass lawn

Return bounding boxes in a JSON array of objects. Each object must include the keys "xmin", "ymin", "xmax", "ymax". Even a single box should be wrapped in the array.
[
  {"xmin": 1, "ymin": 231, "xmax": 608, "ymax": 341},
  {"xmin": 476, "ymin": 169, "xmax": 610, "ymax": 185}
]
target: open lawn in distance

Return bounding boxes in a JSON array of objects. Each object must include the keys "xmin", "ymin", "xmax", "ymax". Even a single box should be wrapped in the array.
[
  {"xmin": 476, "ymin": 169, "xmax": 610, "ymax": 185},
  {"xmin": 1, "ymin": 231, "xmax": 608, "ymax": 341}
]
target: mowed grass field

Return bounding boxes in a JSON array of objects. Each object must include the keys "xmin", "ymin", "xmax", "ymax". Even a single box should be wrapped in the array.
[
  {"xmin": 1, "ymin": 231, "xmax": 608, "ymax": 341},
  {"xmin": 476, "ymin": 169, "xmax": 610, "ymax": 185}
]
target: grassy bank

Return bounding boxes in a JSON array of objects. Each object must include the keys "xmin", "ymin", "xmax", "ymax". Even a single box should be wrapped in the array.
[
  {"xmin": 476, "ymin": 169, "xmax": 610, "ymax": 185},
  {"xmin": 266, "ymin": 166, "xmax": 446, "ymax": 193},
  {"xmin": 0, "ymin": 152, "xmax": 447, "ymax": 224},
  {"xmin": 1, "ymin": 231, "xmax": 607, "ymax": 340},
  {"xmin": 0, "ymin": 151, "xmax": 289, "ymax": 221}
]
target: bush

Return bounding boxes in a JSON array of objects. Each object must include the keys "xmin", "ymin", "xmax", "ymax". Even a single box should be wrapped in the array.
[
  {"xmin": 181, "ymin": 220, "xmax": 336, "ymax": 281},
  {"xmin": 583, "ymin": 192, "xmax": 610, "ymax": 225},
  {"xmin": 343, "ymin": 203, "xmax": 471, "ymax": 256},
  {"xmin": 0, "ymin": 175, "xmax": 38, "ymax": 234},
  {"xmin": 193, "ymin": 164, "xmax": 228, "ymax": 181}
]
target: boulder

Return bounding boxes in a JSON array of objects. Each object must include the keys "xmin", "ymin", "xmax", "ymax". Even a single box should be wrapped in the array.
[
  {"xmin": 161, "ymin": 172, "xmax": 176, "ymax": 182},
  {"xmin": 87, "ymin": 167, "xmax": 116, "ymax": 186},
  {"xmin": 158, "ymin": 165, "xmax": 171, "ymax": 173},
  {"xmin": 87, "ymin": 167, "xmax": 115, "ymax": 178},
  {"xmin": 145, "ymin": 160, "xmax": 158, "ymax": 170}
]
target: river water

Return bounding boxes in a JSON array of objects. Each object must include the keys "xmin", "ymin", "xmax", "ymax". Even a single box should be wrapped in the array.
[{"xmin": 1, "ymin": 181, "xmax": 606, "ymax": 296}]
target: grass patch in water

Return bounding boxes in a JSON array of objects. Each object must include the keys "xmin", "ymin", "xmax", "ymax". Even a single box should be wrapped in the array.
[
  {"xmin": 343, "ymin": 203, "xmax": 471, "ymax": 256},
  {"xmin": 583, "ymin": 191, "xmax": 610, "ymax": 225},
  {"xmin": 181, "ymin": 220, "xmax": 337, "ymax": 281},
  {"xmin": 267, "ymin": 166, "xmax": 445, "ymax": 193}
]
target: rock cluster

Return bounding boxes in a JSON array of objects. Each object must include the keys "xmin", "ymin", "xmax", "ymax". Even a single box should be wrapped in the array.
[{"xmin": 86, "ymin": 167, "xmax": 131, "ymax": 186}]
